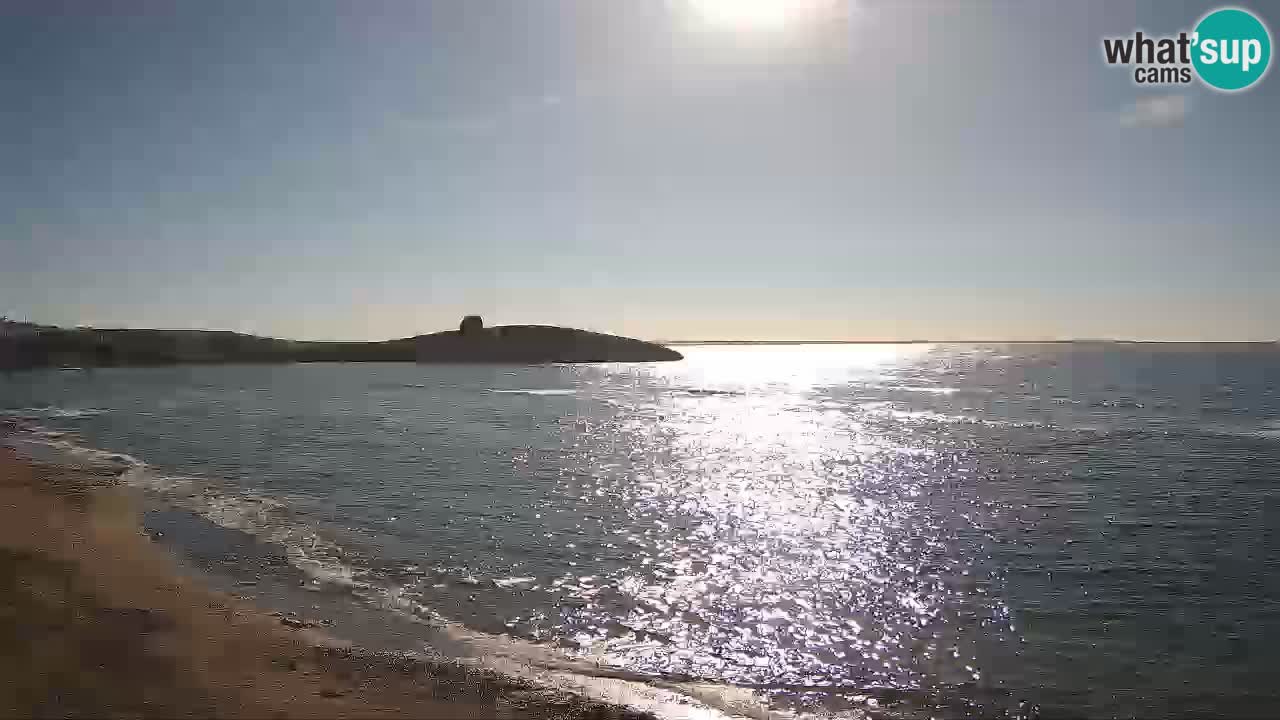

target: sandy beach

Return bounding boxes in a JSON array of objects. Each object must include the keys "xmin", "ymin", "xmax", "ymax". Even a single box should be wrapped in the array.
[{"xmin": 0, "ymin": 447, "xmax": 649, "ymax": 719}]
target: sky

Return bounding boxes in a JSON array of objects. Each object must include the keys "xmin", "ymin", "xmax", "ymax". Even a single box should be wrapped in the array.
[{"xmin": 2, "ymin": 0, "xmax": 1278, "ymax": 341}]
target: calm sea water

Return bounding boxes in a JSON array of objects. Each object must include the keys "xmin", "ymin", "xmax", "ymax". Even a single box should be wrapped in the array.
[{"xmin": 3, "ymin": 344, "xmax": 1279, "ymax": 718}]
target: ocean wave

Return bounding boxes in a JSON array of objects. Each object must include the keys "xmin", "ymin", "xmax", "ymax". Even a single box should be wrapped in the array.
[
  {"xmin": 857, "ymin": 401, "xmax": 981, "ymax": 426},
  {"xmin": 493, "ymin": 576, "xmax": 538, "ymax": 588},
  {"xmin": 126, "ymin": 466, "xmax": 358, "ymax": 591},
  {"xmin": 366, "ymin": 382, "xmax": 430, "ymax": 392},
  {"xmin": 1090, "ymin": 398, "xmax": 1147, "ymax": 409},
  {"xmin": 1194, "ymin": 422, "xmax": 1280, "ymax": 442},
  {"xmin": 887, "ymin": 386, "xmax": 963, "ymax": 395},
  {"xmin": 3, "ymin": 425, "xmax": 140, "ymax": 470},
  {"xmin": 4, "ymin": 424, "xmax": 559, "ymax": 620},
  {"xmin": 4, "ymin": 422, "xmax": 358, "ymax": 592},
  {"xmin": 855, "ymin": 402, "xmax": 1050, "ymax": 433},
  {"xmin": 868, "ymin": 384, "xmax": 994, "ymax": 396},
  {"xmin": 1005, "ymin": 428, "xmax": 1145, "ymax": 456},
  {"xmin": 1, "ymin": 422, "xmax": 750, "ymax": 720},
  {"xmin": 491, "ymin": 389, "xmax": 576, "ymax": 396},
  {"xmin": 1, "ymin": 406, "xmax": 108, "ymax": 419},
  {"xmin": 2, "ymin": 416, "xmax": 968, "ymax": 719}
]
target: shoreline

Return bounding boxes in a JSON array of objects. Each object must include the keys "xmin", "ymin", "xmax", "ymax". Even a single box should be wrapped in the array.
[
  {"xmin": 0, "ymin": 446, "xmax": 680, "ymax": 719},
  {"xmin": 0, "ymin": 416, "xmax": 780, "ymax": 720}
]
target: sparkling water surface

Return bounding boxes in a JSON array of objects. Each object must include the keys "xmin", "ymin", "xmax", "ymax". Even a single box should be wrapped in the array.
[{"xmin": 3, "ymin": 344, "xmax": 1279, "ymax": 717}]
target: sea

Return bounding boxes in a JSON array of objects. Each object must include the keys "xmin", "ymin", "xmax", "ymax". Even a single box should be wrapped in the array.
[{"xmin": 3, "ymin": 344, "xmax": 1278, "ymax": 719}]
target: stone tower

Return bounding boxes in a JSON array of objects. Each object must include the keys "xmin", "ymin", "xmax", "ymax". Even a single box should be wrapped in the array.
[{"xmin": 459, "ymin": 315, "xmax": 484, "ymax": 336}]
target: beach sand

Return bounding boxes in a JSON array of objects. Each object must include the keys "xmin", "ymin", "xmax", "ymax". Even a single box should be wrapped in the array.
[{"xmin": 0, "ymin": 448, "xmax": 648, "ymax": 719}]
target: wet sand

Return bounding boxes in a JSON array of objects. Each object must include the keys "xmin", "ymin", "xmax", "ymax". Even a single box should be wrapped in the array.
[{"xmin": 0, "ymin": 448, "xmax": 648, "ymax": 719}]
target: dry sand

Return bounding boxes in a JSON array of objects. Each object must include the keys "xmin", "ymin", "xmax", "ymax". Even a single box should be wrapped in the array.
[{"xmin": 0, "ymin": 448, "xmax": 649, "ymax": 719}]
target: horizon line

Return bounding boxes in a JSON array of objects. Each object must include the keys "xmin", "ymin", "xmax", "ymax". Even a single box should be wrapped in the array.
[{"xmin": 659, "ymin": 339, "xmax": 1280, "ymax": 345}]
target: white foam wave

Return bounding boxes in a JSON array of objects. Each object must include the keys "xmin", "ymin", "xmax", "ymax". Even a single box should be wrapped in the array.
[
  {"xmin": 126, "ymin": 465, "xmax": 357, "ymax": 589},
  {"xmin": 5, "ymin": 430, "xmax": 141, "ymax": 471},
  {"xmin": 493, "ymin": 576, "xmax": 537, "ymax": 588},
  {"xmin": 491, "ymin": 389, "xmax": 576, "ymax": 396},
  {"xmin": 858, "ymin": 402, "xmax": 974, "ymax": 425},
  {"xmin": 2, "ymin": 406, "xmax": 107, "ymax": 419},
  {"xmin": 890, "ymin": 386, "xmax": 962, "ymax": 395},
  {"xmin": 5, "ymin": 422, "xmax": 357, "ymax": 591},
  {"xmin": 0, "ymin": 422, "xmax": 765, "ymax": 720},
  {"xmin": 856, "ymin": 401, "xmax": 1043, "ymax": 429},
  {"xmin": 1199, "ymin": 422, "xmax": 1280, "ymax": 442}
]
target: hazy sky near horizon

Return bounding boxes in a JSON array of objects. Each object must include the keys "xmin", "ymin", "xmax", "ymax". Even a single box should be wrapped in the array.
[{"xmin": 3, "ymin": 1, "xmax": 1278, "ymax": 341}]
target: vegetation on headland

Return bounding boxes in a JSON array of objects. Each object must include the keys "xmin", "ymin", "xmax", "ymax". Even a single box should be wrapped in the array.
[{"xmin": 0, "ymin": 316, "xmax": 682, "ymax": 369}]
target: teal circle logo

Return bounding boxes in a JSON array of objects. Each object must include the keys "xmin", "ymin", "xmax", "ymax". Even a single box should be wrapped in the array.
[{"xmin": 1192, "ymin": 7, "xmax": 1272, "ymax": 91}]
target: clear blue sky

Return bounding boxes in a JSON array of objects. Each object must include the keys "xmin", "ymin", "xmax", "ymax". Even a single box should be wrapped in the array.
[{"xmin": 3, "ymin": 1, "xmax": 1277, "ymax": 341}]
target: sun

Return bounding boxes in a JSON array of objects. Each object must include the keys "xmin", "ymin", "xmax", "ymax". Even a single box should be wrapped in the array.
[{"xmin": 682, "ymin": 0, "xmax": 839, "ymax": 31}]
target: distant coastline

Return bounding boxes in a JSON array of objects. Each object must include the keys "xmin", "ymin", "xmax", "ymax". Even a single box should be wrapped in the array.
[{"xmin": 0, "ymin": 316, "xmax": 682, "ymax": 369}]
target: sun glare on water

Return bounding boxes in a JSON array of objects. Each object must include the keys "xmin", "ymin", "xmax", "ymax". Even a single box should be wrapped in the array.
[{"xmin": 682, "ymin": 0, "xmax": 841, "ymax": 30}]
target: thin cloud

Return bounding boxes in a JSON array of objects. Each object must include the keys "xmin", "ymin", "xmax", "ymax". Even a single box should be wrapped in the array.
[{"xmin": 1120, "ymin": 94, "xmax": 1190, "ymax": 129}]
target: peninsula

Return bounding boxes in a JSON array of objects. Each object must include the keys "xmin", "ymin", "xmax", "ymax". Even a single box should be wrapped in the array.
[{"xmin": 0, "ymin": 316, "xmax": 682, "ymax": 369}]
